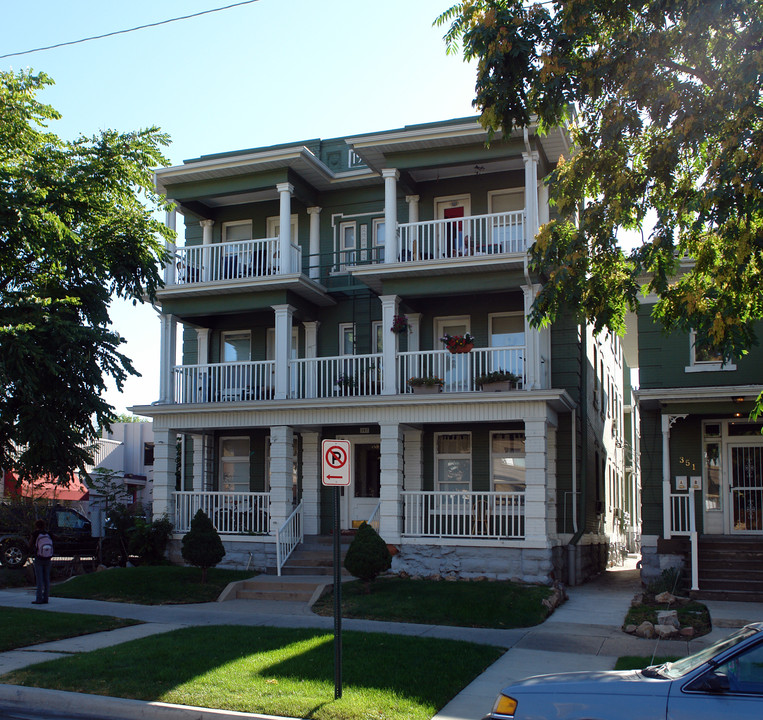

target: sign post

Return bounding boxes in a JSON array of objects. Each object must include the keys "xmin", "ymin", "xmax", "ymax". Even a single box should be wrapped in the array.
[{"xmin": 321, "ymin": 439, "xmax": 351, "ymax": 700}]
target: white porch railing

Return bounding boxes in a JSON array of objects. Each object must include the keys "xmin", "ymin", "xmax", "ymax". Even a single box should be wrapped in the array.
[
  {"xmin": 666, "ymin": 491, "xmax": 699, "ymax": 591},
  {"xmin": 402, "ymin": 491, "xmax": 525, "ymax": 539},
  {"xmin": 276, "ymin": 501, "xmax": 303, "ymax": 576},
  {"xmin": 398, "ymin": 347, "xmax": 524, "ymax": 393},
  {"xmin": 398, "ymin": 210, "xmax": 525, "ymax": 262},
  {"xmin": 290, "ymin": 353, "xmax": 382, "ymax": 398},
  {"xmin": 173, "ymin": 237, "xmax": 302, "ymax": 285},
  {"xmin": 173, "ymin": 491, "xmax": 270, "ymax": 535},
  {"xmin": 173, "ymin": 361, "xmax": 276, "ymax": 403}
]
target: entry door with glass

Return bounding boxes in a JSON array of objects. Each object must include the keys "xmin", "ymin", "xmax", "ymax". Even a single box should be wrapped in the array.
[
  {"xmin": 729, "ymin": 443, "xmax": 763, "ymax": 533},
  {"xmin": 435, "ymin": 317, "xmax": 471, "ymax": 392}
]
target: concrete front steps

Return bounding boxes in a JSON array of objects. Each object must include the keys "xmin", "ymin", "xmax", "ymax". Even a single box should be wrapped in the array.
[{"xmin": 221, "ymin": 534, "xmax": 354, "ymax": 604}]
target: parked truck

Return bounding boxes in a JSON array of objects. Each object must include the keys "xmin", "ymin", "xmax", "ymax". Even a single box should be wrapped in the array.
[{"xmin": 0, "ymin": 502, "xmax": 123, "ymax": 569}]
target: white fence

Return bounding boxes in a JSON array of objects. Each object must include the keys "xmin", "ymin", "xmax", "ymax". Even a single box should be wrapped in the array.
[
  {"xmin": 173, "ymin": 361, "xmax": 276, "ymax": 403},
  {"xmin": 402, "ymin": 491, "xmax": 525, "ymax": 539},
  {"xmin": 398, "ymin": 346, "xmax": 524, "ymax": 393},
  {"xmin": 666, "ymin": 490, "xmax": 699, "ymax": 591},
  {"xmin": 174, "ymin": 237, "xmax": 302, "ymax": 284},
  {"xmin": 290, "ymin": 353, "xmax": 383, "ymax": 398},
  {"xmin": 174, "ymin": 491, "xmax": 270, "ymax": 535},
  {"xmin": 398, "ymin": 210, "xmax": 525, "ymax": 261}
]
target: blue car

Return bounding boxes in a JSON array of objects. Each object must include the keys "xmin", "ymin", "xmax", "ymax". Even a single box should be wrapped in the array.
[{"xmin": 484, "ymin": 622, "xmax": 763, "ymax": 719}]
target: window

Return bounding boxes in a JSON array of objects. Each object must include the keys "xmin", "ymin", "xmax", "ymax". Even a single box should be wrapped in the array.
[
  {"xmin": 143, "ymin": 442, "xmax": 154, "ymax": 467},
  {"xmin": 222, "ymin": 331, "xmax": 251, "ymax": 363},
  {"xmin": 491, "ymin": 432, "xmax": 526, "ymax": 493},
  {"xmin": 704, "ymin": 441, "xmax": 721, "ymax": 511},
  {"xmin": 266, "ymin": 215, "xmax": 298, "ymax": 241},
  {"xmin": 488, "ymin": 189, "xmax": 524, "ymax": 251},
  {"xmin": 436, "ymin": 433, "xmax": 471, "ymax": 492},
  {"xmin": 372, "ymin": 218, "xmax": 385, "ymax": 262},
  {"xmin": 221, "ymin": 221, "xmax": 252, "ymax": 279},
  {"xmin": 339, "ymin": 323, "xmax": 355, "ymax": 356},
  {"xmin": 220, "ymin": 437, "xmax": 250, "ymax": 492},
  {"xmin": 714, "ymin": 642, "xmax": 763, "ymax": 694},
  {"xmin": 687, "ymin": 330, "xmax": 736, "ymax": 372},
  {"xmin": 372, "ymin": 321, "xmax": 383, "ymax": 354},
  {"xmin": 489, "ymin": 313, "xmax": 524, "ymax": 380},
  {"xmin": 339, "ymin": 221, "xmax": 356, "ymax": 268},
  {"xmin": 220, "ymin": 332, "xmax": 251, "ymax": 401}
]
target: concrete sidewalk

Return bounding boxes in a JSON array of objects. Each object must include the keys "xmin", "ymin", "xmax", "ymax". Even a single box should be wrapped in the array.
[{"xmin": 1, "ymin": 561, "xmax": 763, "ymax": 720}]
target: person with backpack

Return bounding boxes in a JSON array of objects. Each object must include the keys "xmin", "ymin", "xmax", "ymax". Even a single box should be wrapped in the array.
[{"xmin": 31, "ymin": 518, "xmax": 54, "ymax": 604}]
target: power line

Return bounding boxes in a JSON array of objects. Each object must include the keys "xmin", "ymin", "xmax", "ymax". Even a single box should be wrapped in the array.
[{"xmin": 0, "ymin": 0, "xmax": 260, "ymax": 60}]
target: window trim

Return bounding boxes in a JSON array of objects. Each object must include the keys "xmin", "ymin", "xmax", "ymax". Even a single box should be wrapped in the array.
[
  {"xmin": 220, "ymin": 330, "xmax": 251, "ymax": 363},
  {"xmin": 434, "ymin": 431, "xmax": 472, "ymax": 492},
  {"xmin": 219, "ymin": 435, "xmax": 250, "ymax": 493},
  {"xmin": 686, "ymin": 330, "xmax": 736, "ymax": 372},
  {"xmin": 489, "ymin": 431, "xmax": 526, "ymax": 493}
]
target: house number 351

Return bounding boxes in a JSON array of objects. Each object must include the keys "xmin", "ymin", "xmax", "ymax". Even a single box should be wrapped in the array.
[{"xmin": 679, "ymin": 456, "xmax": 697, "ymax": 471}]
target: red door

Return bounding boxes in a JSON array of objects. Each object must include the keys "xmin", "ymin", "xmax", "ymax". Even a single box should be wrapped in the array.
[{"xmin": 443, "ymin": 206, "xmax": 465, "ymax": 257}]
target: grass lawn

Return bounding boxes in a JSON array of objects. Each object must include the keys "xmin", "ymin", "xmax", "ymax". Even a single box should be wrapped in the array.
[
  {"xmin": 1, "ymin": 625, "xmax": 504, "ymax": 720},
  {"xmin": 0, "ymin": 608, "xmax": 140, "ymax": 652},
  {"xmin": 51, "ymin": 566, "xmax": 254, "ymax": 604},
  {"xmin": 614, "ymin": 655, "xmax": 682, "ymax": 671},
  {"xmin": 313, "ymin": 576, "xmax": 553, "ymax": 628}
]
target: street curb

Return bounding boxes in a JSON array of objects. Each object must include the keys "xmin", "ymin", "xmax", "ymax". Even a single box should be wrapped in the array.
[{"xmin": 0, "ymin": 684, "xmax": 300, "ymax": 720}]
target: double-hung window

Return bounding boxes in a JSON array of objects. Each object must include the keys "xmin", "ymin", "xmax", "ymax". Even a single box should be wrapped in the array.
[
  {"xmin": 436, "ymin": 433, "xmax": 471, "ymax": 492},
  {"xmin": 687, "ymin": 330, "xmax": 736, "ymax": 372},
  {"xmin": 490, "ymin": 432, "xmax": 526, "ymax": 494}
]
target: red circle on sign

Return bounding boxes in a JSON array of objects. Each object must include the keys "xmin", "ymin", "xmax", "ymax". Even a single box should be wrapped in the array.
[{"xmin": 325, "ymin": 445, "xmax": 347, "ymax": 468}]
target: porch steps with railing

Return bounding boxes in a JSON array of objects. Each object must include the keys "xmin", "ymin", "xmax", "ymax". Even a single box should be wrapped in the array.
[
  {"xmin": 274, "ymin": 534, "xmax": 354, "ymax": 577},
  {"xmin": 693, "ymin": 536, "xmax": 763, "ymax": 602}
]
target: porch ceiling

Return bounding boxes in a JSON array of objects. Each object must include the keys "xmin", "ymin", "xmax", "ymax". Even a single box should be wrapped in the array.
[{"xmin": 636, "ymin": 384, "xmax": 763, "ymax": 409}]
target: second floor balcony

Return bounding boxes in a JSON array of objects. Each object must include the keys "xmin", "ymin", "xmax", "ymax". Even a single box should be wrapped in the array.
[{"xmin": 171, "ymin": 345, "xmax": 526, "ymax": 405}]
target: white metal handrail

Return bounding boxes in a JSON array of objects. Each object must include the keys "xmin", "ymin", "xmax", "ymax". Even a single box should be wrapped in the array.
[
  {"xmin": 402, "ymin": 491, "xmax": 525, "ymax": 539},
  {"xmin": 398, "ymin": 346, "xmax": 524, "ymax": 393},
  {"xmin": 398, "ymin": 210, "xmax": 525, "ymax": 262},
  {"xmin": 667, "ymin": 491, "xmax": 699, "ymax": 591},
  {"xmin": 173, "ymin": 491, "xmax": 270, "ymax": 535},
  {"xmin": 290, "ymin": 353, "xmax": 382, "ymax": 399},
  {"xmin": 173, "ymin": 237, "xmax": 302, "ymax": 284},
  {"xmin": 367, "ymin": 501, "xmax": 381, "ymax": 534},
  {"xmin": 276, "ymin": 500, "xmax": 303, "ymax": 576},
  {"xmin": 173, "ymin": 360, "xmax": 276, "ymax": 404}
]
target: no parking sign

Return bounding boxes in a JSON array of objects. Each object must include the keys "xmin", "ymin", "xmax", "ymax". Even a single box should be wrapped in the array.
[{"xmin": 322, "ymin": 439, "xmax": 351, "ymax": 486}]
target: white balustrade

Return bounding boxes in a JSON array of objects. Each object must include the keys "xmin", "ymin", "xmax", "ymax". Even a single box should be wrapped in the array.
[
  {"xmin": 174, "ymin": 491, "xmax": 271, "ymax": 535},
  {"xmin": 402, "ymin": 491, "xmax": 525, "ymax": 539},
  {"xmin": 276, "ymin": 501, "xmax": 303, "ymax": 576},
  {"xmin": 173, "ymin": 237, "xmax": 302, "ymax": 284},
  {"xmin": 173, "ymin": 361, "xmax": 276, "ymax": 404},
  {"xmin": 398, "ymin": 346, "xmax": 524, "ymax": 393},
  {"xmin": 290, "ymin": 353, "xmax": 382, "ymax": 399},
  {"xmin": 398, "ymin": 210, "xmax": 525, "ymax": 262}
]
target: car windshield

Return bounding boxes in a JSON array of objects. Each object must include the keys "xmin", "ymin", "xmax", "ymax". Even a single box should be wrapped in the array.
[{"xmin": 658, "ymin": 626, "xmax": 759, "ymax": 679}]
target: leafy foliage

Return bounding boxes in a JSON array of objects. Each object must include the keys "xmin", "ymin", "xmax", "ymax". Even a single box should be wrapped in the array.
[
  {"xmin": 181, "ymin": 510, "xmax": 225, "ymax": 582},
  {"xmin": 128, "ymin": 515, "xmax": 173, "ymax": 565},
  {"xmin": 343, "ymin": 522, "xmax": 392, "ymax": 588},
  {"xmin": 438, "ymin": 1, "xmax": 763, "ymax": 415},
  {"xmin": 0, "ymin": 70, "xmax": 173, "ymax": 481}
]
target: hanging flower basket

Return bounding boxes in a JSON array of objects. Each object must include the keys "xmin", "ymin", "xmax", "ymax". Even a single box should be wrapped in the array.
[
  {"xmin": 440, "ymin": 333, "xmax": 475, "ymax": 354},
  {"xmin": 390, "ymin": 314, "xmax": 409, "ymax": 334}
]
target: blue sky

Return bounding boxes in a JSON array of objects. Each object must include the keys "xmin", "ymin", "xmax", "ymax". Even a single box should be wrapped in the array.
[{"xmin": 2, "ymin": 1, "xmax": 479, "ymax": 414}]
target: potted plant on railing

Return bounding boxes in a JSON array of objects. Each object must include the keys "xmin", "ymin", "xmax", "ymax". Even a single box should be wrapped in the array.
[
  {"xmin": 407, "ymin": 376, "xmax": 444, "ymax": 394},
  {"xmin": 474, "ymin": 370, "xmax": 520, "ymax": 392},
  {"xmin": 390, "ymin": 314, "xmax": 409, "ymax": 334},
  {"xmin": 335, "ymin": 374, "xmax": 357, "ymax": 392},
  {"xmin": 440, "ymin": 332, "xmax": 475, "ymax": 354}
]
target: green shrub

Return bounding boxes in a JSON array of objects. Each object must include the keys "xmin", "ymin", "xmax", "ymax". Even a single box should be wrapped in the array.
[
  {"xmin": 128, "ymin": 515, "xmax": 173, "ymax": 565},
  {"xmin": 343, "ymin": 522, "xmax": 391, "ymax": 590},
  {"xmin": 181, "ymin": 510, "xmax": 225, "ymax": 583}
]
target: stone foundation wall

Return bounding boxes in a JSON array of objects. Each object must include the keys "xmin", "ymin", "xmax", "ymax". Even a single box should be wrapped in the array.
[
  {"xmin": 391, "ymin": 544, "xmax": 557, "ymax": 584},
  {"xmin": 640, "ymin": 536, "xmax": 685, "ymax": 587},
  {"xmin": 167, "ymin": 538, "xmax": 276, "ymax": 572}
]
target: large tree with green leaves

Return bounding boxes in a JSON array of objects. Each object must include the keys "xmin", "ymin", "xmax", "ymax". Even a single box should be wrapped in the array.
[
  {"xmin": 0, "ymin": 70, "xmax": 173, "ymax": 482},
  {"xmin": 438, "ymin": 1, "xmax": 763, "ymax": 410}
]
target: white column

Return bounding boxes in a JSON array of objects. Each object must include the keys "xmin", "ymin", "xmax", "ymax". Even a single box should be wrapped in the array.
[
  {"xmin": 269, "ymin": 426, "xmax": 294, "ymax": 531},
  {"xmin": 277, "ymin": 182, "xmax": 294, "ymax": 274},
  {"xmin": 158, "ymin": 313, "xmax": 177, "ymax": 404},
  {"xmin": 301, "ymin": 431, "xmax": 321, "ymax": 535},
  {"xmin": 523, "ymin": 151, "xmax": 539, "ymax": 247},
  {"xmin": 200, "ymin": 219, "xmax": 214, "ymax": 282},
  {"xmin": 272, "ymin": 304, "xmax": 295, "ymax": 400},
  {"xmin": 380, "ymin": 294, "xmax": 399, "ymax": 395},
  {"xmin": 524, "ymin": 418, "xmax": 550, "ymax": 546},
  {"xmin": 192, "ymin": 435, "xmax": 205, "ymax": 492},
  {"xmin": 406, "ymin": 194, "xmax": 419, "ymax": 223},
  {"xmin": 379, "ymin": 422, "xmax": 404, "ymax": 543},
  {"xmin": 662, "ymin": 414, "xmax": 672, "ymax": 539},
  {"xmin": 303, "ymin": 321, "xmax": 319, "ymax": 399},
  {"xmin": 164, "ymin": 208, "xmax": 177, "ymax": 285},
  {"xmin": 195, "ymin": 328, "xmax": 209, "ymax": 365},
  {"xmin": 522, "ymin": 284, "xmax": 540, "ymax": 390},
  {"xmin": 152, "ymin": 428, "xmax": 177, "ymax": 521},
  {"xmin": 545, "ymin": 425, "xmax": 558, "ymax": 540},
  {"xmin": 538, "ymin": 181, "xmax": 549, "ymax": 228},
  {"xmin": 307, "ymin": 206, "xmax": 321, "ymax": 280},
  {"xmin": 382, "ymin": 169, "xmax": 399, "ymax": 264},
  {"xmin": 403, "ymin": 427, "xmax": 423, "ymax": 493}
]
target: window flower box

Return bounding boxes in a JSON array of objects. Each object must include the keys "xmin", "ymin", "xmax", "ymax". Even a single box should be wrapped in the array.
[{"xmin": 475, "ymin": 370, "xmax": 520, "ymax": 391}]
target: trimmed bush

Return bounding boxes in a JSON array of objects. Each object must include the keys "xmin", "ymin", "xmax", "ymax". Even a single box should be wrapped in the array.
[
  {"xmin": 343, "ymin": 522, "xmax": 391, "ymax": 590},
  {"xmin": 181, "ymin": 510, "xmax": 225, "ymax": 583}
]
